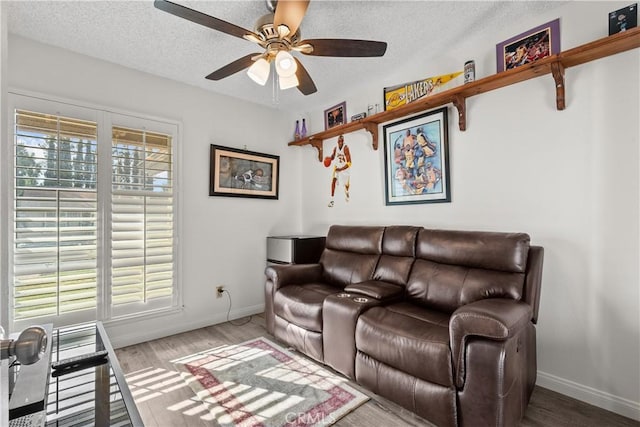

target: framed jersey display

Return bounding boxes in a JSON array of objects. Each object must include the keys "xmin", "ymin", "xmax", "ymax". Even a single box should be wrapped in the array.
[
  {"xmin": 382, "ymin": 108, "xmax": 450, "ymax": 205},
  {"xmin": 209, "ymin": 144, "xmax": 279, "ymax": 199}
]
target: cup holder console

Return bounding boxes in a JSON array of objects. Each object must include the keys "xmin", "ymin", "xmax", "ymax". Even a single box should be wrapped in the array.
[{"xmin": 336, "ymin": 293, "xmax": 370, "ymax": 303}]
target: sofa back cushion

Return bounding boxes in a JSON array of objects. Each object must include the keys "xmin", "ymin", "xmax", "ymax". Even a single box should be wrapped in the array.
[
  {"xmin": 373, "ymin": 226, "xmax": 420, "ymax": 286},
  {"xmin": 320, "ymin": 225, "xmax": 384, "ymax": 287},
  {"xmin": 406, "ymin": 229, "xmax": 530, "ymax": 313}
]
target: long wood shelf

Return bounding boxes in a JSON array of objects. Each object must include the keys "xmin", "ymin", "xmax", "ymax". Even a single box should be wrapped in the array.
[{"xmin": 289, "ymin": 27, "xmax": 640, "ymax": 161}]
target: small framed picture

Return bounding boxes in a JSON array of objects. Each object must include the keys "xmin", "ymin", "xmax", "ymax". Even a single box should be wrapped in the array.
[
  {"xmin": 496, "ymin": 18, "xmax": 560, "ymax": 72},
  {"xmin": 209, "ymin": 144, "xmax": 279, "ymax": 199},
  {"xmin": 324, "ymin": 102, "xmax": 346, "ymax": 130},
  {"xmin": 609, "ymin": 3, "xmax": 637, "ymax": 35}
]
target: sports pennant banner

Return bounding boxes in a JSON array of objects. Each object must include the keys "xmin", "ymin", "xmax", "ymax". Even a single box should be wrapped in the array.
[{"xmin": 384, "ymin": 71, "xmax": 463, "ymax": 111}]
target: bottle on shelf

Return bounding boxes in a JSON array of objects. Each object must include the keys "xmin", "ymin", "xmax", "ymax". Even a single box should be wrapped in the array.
[
  {"xmin": 301, "ymin": 118, "xmax": 307, "ymax": 138},
  {"xmin": 294, "ymin": 120, "xmax": 301, "ymax": 140},
  {"xmin": 464, "ymin": 60, "xmax": 475, "ymax": 84}
]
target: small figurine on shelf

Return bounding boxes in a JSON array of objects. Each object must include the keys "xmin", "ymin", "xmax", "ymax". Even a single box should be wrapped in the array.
[
  {"xmin": 301, "ymin": 118, "xmax": 307, "ymax": 139},
  {"xmin": 294, "ymin": 120, "xmax": 301, "ymax": 140}
]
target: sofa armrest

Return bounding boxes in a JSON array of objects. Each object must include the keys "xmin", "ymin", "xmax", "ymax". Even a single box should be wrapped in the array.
[
  {"xmin": 265, "ymin": 263, "xmax": 323, "ymax": 291},
  {"xmin": 450, "ymin": 299, "xmax": 532, "ymax": 388},
  {"xmin": 344, "ymin": 280, "xmax": 404, "ymax": 301}
]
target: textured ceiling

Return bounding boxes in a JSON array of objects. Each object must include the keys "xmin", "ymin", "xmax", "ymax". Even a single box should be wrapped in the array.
[{"xmin": 7, "ymin": 1, "xmax": 567, "ymax": 112}]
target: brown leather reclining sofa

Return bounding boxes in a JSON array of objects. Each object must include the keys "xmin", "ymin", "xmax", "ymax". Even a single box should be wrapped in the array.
[{"xmin": 264, "ymin": 225, "xmax": 544, "ymax": 426}]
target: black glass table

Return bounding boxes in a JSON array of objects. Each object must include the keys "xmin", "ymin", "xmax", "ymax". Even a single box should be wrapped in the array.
[{"xmin": 45, "ymin": 322, "xmax": 143, "ymax": 427}]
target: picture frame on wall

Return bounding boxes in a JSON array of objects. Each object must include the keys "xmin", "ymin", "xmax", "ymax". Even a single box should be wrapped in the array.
[
  {"xmin": 609, "ymin": 3, "xmax": 637, "ymax": 35},
  {"xmin": 383, "ymin": 107, "xmax": 450, "ymax": 205},
  {"xmin": 324, "ymin": 102, "xmax": 346, "ymax": 130},
  {"xmin": 209, "ymin": 144, "xmax": 279, "ymax": 199},
  {"xmin": 496, "ymin": 18, "xmax": 560, "ymax": 72}
]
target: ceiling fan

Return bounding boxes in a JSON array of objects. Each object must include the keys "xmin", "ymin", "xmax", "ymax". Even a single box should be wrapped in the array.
[{"xmin": 154, "ymin": 0, "xmax": 388, "ymax": 95}]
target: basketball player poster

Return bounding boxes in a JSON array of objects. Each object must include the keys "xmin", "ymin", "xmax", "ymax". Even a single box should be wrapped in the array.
[{"xmin": 323, "ymin": 135, "xmax": 351, "ymax": 208}]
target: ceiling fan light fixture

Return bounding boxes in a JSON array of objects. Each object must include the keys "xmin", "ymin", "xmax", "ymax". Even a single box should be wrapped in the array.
[
  {"xmin": 275, "ymin": 50, "xmax": 297, "ymax": 77},
  {"xmin": 247, "ymin": 57, "xmax": 271, "ymax": 85},
  {"xmin": 279, "ymin": 73, "xmax": 299, "ymax": 90}
]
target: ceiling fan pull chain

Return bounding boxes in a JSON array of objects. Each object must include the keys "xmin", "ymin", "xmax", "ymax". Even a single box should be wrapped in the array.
[{"xmin": 272, "ymin": 70, "xmax": 280, "ymax": 105}]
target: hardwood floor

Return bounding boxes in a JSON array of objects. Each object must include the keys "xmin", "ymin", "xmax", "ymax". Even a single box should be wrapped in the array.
[{"xmin": 115, "ymin": 315, "xmax": 638, "ymax": 427}]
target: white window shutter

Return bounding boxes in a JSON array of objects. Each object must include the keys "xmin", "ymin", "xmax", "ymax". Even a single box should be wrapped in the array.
[
  {"xmin": 13, "ymin": 110, "xmax": 98, "ymax": 324},
  {"xmin": 110, "ymin": 126, "xmax": 174, "ymax": 317},
  {"xmin": 9, "ymin": 97, "xmax": 179, "ymax": 329}
]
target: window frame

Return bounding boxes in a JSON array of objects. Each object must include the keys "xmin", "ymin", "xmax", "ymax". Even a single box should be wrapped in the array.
[{"xmin": 4, "ymin": 90, "xmax": 182, "ymax": 332}]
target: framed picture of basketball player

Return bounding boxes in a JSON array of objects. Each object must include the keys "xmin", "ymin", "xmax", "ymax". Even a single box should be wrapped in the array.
[
  {"xmin": 209, "ymin": 144, "xmax": 279, "ymax": 199},
  {"xmin": 496, "ymin": 18, "xmax": 560, "ymax": 72},
  {"xmin": 324, "ymin": 101, "xmax": 346, "ymax": 130},
  {"xmin": 382, "ymin": 108, "xmax": 450, "ymax": 205}
]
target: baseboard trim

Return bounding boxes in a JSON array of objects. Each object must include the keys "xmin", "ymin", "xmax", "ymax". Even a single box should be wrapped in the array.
[
  {"xmin": 537, "ymin": 370, "xmax": 640, "ymax": 421},
  {"xmin": 106, "ymin": 303, "xmax": 265, "ymax": 349}
]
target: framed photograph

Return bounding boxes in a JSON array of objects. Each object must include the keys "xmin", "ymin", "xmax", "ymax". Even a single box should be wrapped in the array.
[
  {"xmin": 609, "ymin": 3, "xmax": 637, "ymax": 35},
  {"xmin": 324, "ymin": 102, "xmax": 346, "ymax": 130},
  {"xmin": 383, "ymin": 107, "xmax": 450, "ymax": 205},
  {"xmin": 209, "ymin": 144, "xmax": 279, "ymax": 199},
  {"xmin": 496, "ymin": 18, "xmax": 560, "ymax": 72}
]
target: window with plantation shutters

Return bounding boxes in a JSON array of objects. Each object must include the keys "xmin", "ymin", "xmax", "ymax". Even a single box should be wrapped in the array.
[
  {"xmin": 7, "ymin": 93, "xmax": 179, "ymax": 329},
  {"xmin": 110, "ymin": 126, "xmax": 174, "ymax": 317},
  {"xmin": 13, "ymin": 109, "xmax": 99, "ymax": 324}
]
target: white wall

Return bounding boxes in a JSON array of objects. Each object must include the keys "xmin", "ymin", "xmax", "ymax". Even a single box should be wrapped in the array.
[
  {"xmin": 6, "ymin": 34, "xmax": 303, "ymax": 347},
  {"xmin": 299, "ymin": 1, "xmax": 640, "ymax": 421},
  {"xmin": 4, "ymin": 0, "xmax": 639, "ymax": 421}
]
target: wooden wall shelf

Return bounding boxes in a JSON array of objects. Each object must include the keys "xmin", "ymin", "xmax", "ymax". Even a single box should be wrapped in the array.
[{"xmin": 289, "ymin": 27, "xmax": 640, "ymax": 161}]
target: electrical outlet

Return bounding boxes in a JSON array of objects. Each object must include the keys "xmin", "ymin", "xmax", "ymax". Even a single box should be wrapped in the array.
[{"xmin": 216, "ymin": 286, "xmax": 224, "ymax": 298}]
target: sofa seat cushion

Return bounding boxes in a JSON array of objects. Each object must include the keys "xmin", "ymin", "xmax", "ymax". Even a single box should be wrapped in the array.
[
  {"xmin": 386, "ymin": 302, "xmax": 450, "ymax": 326},
  {"xmin": 274, "ymin": 283, "xmax": 340, "ymax": 332},
  {"xmin": 356, "ymin": 305, "xmax": 453, "ymax": 387}
]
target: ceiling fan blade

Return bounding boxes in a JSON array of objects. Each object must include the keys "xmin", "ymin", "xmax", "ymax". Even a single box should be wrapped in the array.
[
  {"xmin": 300, "ymin": 39, "xmax": 388, "ymax": 57},
  {"xmin": 274, "ymin": 0, "xmax": 310, "ymax": 37},
  {"xmin": 294, "ymin": 58, "xmax": 317, "ymax": 95},
  {"xmin": 154, "ymin": 0, "xmax": 260, "ymax": 41},
  {"xmin": 205, "ymin": 53, "xmax": 261, "ymax": 80}
]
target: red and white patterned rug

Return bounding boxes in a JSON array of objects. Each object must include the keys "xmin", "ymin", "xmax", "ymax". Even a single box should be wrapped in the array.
[{"xmin": 172, "ymin": 337, "xmax": 369, "ymax": 427}]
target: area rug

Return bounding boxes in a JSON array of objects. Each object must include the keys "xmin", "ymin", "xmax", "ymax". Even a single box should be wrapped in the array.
[{"xmin": 172, "ymin": 337, "xmax": 369, "ymax": 427}]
